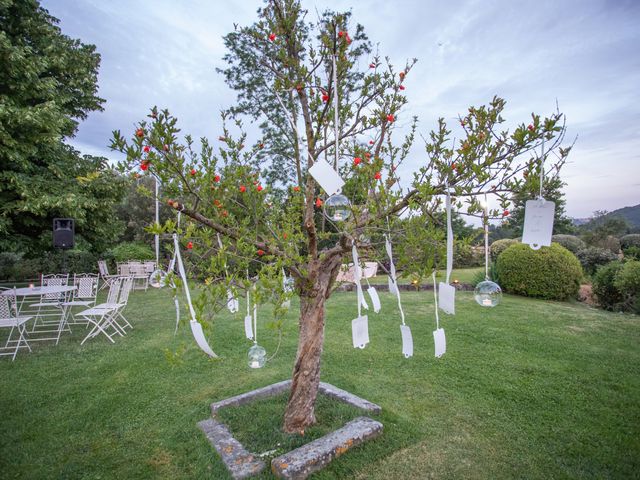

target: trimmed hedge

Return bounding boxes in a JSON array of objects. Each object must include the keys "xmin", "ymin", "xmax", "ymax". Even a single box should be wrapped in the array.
[
  {"xmin": 495, "ymin": 243, "xmax": 583, "ymax": 300},
  {"xmin": 551, "ymin": 234, "xmax": 586, "ymax": 254},
  {"xmin": 490, "ymin": 238, "xmax": 519, "ymax": 261}
]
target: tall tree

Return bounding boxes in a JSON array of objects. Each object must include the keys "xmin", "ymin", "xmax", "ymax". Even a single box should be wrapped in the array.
[
  {"xmin": 0, "ymin": 0, "xmax": 126, "ymax": 254},
  {"xmin": 112, "ymin": 0, "xmax": 570, "ymax": 433}
]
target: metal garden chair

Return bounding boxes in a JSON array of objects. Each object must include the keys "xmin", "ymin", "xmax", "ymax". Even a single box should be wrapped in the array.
[
  {"xmin": 61, "ymin": 273, "xmax": 99, "ymax": 325},
  {"xmin": 0, "ymin": 288, "xmax": 33, "ymax": 361}
]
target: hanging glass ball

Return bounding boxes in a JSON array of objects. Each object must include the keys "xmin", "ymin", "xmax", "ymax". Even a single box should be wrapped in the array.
[
  {"xmin": 323, "ymin": 194, "xmax": 351, "ymax": 222},
  {"xmin": 248, "ymin": 344, "xmax": 267, "ymax": 369},
  {"xmin": 149, "ymin": 269, "xmax": 167, "ymax": 288},
  {"xmin": 474, "ymin": 280, "xmax": 502, "ymax": 307}
]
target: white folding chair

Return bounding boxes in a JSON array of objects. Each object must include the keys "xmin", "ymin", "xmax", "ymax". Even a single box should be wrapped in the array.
[
  {"xmin": 97, "ymin": 260, "xmax": 119, "ymax": 292},
  {"xmin": 0, "ymin": 288, "xmax": 33, "ymax": 361},
  {"xmin": 62, "ymin": 273, "xmax": 99, "ymax": 324},
  {"xmin": 78, "ymin": 278, "xmax": 125, "ymax": 344},
  {"xmin": 93, "ymin": 276, "xmax": 134, "ymax": 333}
]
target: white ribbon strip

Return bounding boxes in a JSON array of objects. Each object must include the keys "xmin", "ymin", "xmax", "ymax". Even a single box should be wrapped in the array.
[
  {"xmin": 253, "ymin": 286, "xmax": 258, "ymax": 345},
  {"xmin": 445, "ymin": 183, "xmax": 453, "ymax": 284},
  {"xmin": 217, "ymin": 233, "xmax": 239, "ymax": 313},
  {"xmin": 351, "ymin": 244, "xmax": 369, "ymax": 316},
  {"xmin": 484, "ymin": 194, "xmax": 489, "ymax": 280},
  {"xmin": 432, "ymin": 271, "xmax": 446, "ymax": 358},
  {"xmin": 173, "ymin": 233, "xmax": 218, "ymax": 358},
  {"xmin": 385, "ymin": 234, "xmax": 405, "ymax": 325},
  {"xmin": 244, "ymin": 286, "xmax": 253, "ymax": 340}
]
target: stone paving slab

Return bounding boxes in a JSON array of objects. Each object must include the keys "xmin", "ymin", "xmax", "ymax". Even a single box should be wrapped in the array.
[
  {"xmin": 271, "ymin": 416, "xmax": 383, "ymax": 479},
  {"xmin": 197, "ymin": 418, "xmax": 265, "ymax": 479},
  {"xmin": 318, "ymin": 382, "xmax": 381, "ymax": 414},
  {"xmin": 210, "ymin": 380, "xmax": 292, "ymax": 416}
]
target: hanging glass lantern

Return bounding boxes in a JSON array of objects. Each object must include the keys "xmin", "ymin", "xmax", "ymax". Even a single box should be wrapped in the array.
[
  {"xmin": 324, "ymin": 194, "xmax": 351, "ymax": 222},
  {"xmin": 474, "ymin": 280, "xmax": 502, "ymax": 307},
  {"xmin": 149, "ymin": 269, "xmax": 167, "ymax": 288},
  {"xmin": 248, "ymin": 344, "xmax": 267, "ymax": 369}
]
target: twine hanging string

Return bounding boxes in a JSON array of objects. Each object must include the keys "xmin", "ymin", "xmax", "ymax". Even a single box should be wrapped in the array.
[
  {"xmin": 154, "ymin": 176, "xmax": 160, "ymax": 267},
  {"xmin": 484, "ymin": 193, "xmax": 489, "ymax": 281},
  {"xmin": 432, "ymin": 271, "xmax": 440, "ymax": 330},
  {"xmin": 539, "ymin": 136, "xmax": 545, "ymax": 200},
  {"xmin": 445, "ymin": 181, "xmax": 453, "ymax": 285}
]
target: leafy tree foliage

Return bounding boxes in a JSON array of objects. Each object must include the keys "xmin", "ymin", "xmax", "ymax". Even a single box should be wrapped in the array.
[
  {"xmin": 0, "ymin": 0, "xmax": 126, "ymax": 254},
  {"xmin": 112, "ymin": 0, "xmax": 571, "ymax": 433}
]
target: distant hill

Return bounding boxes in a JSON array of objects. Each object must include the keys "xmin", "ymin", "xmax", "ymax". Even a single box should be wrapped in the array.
[{"xmin": 575, "ymin": 204, "xmax": 640, "ymax": 230}]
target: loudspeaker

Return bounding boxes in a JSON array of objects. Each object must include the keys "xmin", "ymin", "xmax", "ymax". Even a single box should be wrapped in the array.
[{"xmin": 53, "ymin": 218, "xmax": 74, "ymax": 249}]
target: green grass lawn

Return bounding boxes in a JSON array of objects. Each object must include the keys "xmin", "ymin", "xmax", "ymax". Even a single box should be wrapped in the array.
[
  {"xmin": 368, "ymin": 267, "xmax": 483, "ymax": 286},
  {"xmin": 1, "ymin": 283, "xmax": 639, "ymax": 479}
]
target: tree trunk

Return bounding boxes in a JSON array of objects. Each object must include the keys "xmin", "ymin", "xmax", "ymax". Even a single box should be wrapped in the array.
[{"xmin": 283, "ymin": 256, "xmax": 341, "ymax": 433}]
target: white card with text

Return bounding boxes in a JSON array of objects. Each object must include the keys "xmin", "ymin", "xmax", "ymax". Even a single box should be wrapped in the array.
[
  {"xmin": 433, "ymin": 327, "xmax": 446, "ymax": 358},
  {"xmin": 351, "ymin": 315, "xmax": 370, "ymax": 349},
  {"xmin": 308, "ymin": 158, "xmax": 345, "ymax": 196},
  {"xmin": 522, "ymin": 199, "xmax": 556, "ymax": 250},
  {"xmin": 400, "ymin": 324, "xmax": 413, "ymax": 358},
  {"xmin": 438, "ymin": 282, "xmax": 456, "ymax": 315}
]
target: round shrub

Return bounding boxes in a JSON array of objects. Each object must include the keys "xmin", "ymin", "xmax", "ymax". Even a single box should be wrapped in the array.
[
  {"xmin": 107, "ymin": 242, "xmax": 155, "ymax": 262},
  {"xmin": 490, "ymin": 238, "xmax": 519, "ymax": 261},
  {"xmin": 592, "ymin": 261, "xmax": 625, "ymax": 311},
  {"xmin": 576, "ymin": 247, "xmax": 618, "ymax": 275},
  {"xmin": 621, "ymin": 234, "xmax": 640, "ymax": 259},
  {"xmin": 551, "ymin": 234, "xmax": 586, "ymax": 254},
  {"xmin": 620, "ymin": 234, "xmax": 640, "ymax": 249},
  {"xmin": 495, "ymin": 243, "xmax": 583, "ymax": 300},
  {"xmin": 614, "ymin": 260, "xmax": 640, "ymax": 314}
]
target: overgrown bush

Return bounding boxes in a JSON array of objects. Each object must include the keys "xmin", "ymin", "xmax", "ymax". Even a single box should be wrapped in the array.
[
  {"xmin": 106, "ymin": 242, "xmax": 155, "ymax": 263},
  {"xmin": 621, "ymin": 234, "xmax": 640, "ymax": 259},
  {"xmin": 592, "ymin": 261, "xmax": 625, "ymax": 311},
  {"xmin": 495, "ymin": 243, "xmax": 582, "ymax": 300},
  {"xmin": 588, "ymin": 235, "xmax": 621, "ymax": 254},
  {"xmin": 576, "ymin": 247, "xmax": 618, "ymax": 275},
  {"xmin": 551, "ymin": 234, "xmax": 586, "ymax": 254},
  {"xmin": 455, "ymin": 242, "xmax": 484, "ymax": 267},
  {"xmin": 593, "ymin": 260, "xmax": 640, "ymax": 313},
  {"xmin": 615, "ymin": 261, "xmax": 640, "ymax": 313},
  {"xmin": 0, "ymin": 250, "xmax": 97, "ymax": 282},
  {"xmin": 490, "ymin": 238, "xmax": 519, "ymax": 261}
]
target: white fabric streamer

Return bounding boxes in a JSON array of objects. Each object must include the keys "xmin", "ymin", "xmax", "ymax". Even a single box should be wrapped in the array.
[
  {"xmin": 173, "ymin": 233, "xmax": 218, "ymax": 358},
  {"xmin": 385, "ymin": 234, "xmax": 405, "ymax": 325},
  {"xmin": 445, "ymin": 184, "xmax": 453, "ymax": 285},
  {"xmin": 351, "ymin": 244, "xmax": 369, "ymax": 315}
]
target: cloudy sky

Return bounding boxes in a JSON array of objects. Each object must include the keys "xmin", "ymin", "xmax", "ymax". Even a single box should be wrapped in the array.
[{"xmin": 42, "ymin": 0, "xmax": 640, "ymax": 219}]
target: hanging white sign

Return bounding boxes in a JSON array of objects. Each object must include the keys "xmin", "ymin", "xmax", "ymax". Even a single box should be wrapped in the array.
[
  {"xmin": 367, "ymin": 286, "xmax": 381, "ymax": 313},
  {"xmin": 438, "ymin": 282, "xmax": 456, "ymax": 315},
  {"xmin": 400, "ymin": 324, "xmax": 413, "ymax": 358},
  {"xmin": 244, "ymin": 314, "xmax": 254, "ymax": 340},
  {"xmin": 433, "ymin": 327, "xmax": 446, "ymax": 358},
  {"xmin": 351, "ymin": 315, "xmax": 369, "ymax": 349},
  {"xmin": 388, "ymin": 277, "xmax": 398, "ymax": 296},
  {"xmin": 308, "ymin": 158, "xmax": 345, "ymax": 196},
  {"xmin": 522, "ymin": 199, "xmax": 555, "ymax": 250}
]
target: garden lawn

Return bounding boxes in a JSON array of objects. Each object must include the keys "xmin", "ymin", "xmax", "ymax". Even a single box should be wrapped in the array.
[{"xmin": 1, "ymin": 285, "xmax": 639, "ymax": 479}]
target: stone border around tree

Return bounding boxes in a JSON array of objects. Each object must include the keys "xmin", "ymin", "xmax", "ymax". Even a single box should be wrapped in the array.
[{"xmin": 198, "ymin": 380, "xmax": 382, "ymax": 479}]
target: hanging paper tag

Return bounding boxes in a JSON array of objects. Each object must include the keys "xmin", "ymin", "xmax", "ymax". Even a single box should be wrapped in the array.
[
  {"xmin": 400, "ymin": 324, "xmax": 413, "ymax": 358},
  {"xmin": 367, "ymin": 286, "xmax": 381, "ymax": 313},
  {"xmin": 190, "ymin": 321, "xmax": 217, "ymax": 358},
  {"xmin": 388, "ymin": 277, "xmax": 398, "ymax": 296},
  {"xmin": 244, "ymin": 315, "xmax": 254, "ymax": 340},
  {"xmin": 522, "ymin": 199, "xmax": 555, "ymax": 250},
  {"xmin": 351, "ymin": 315, "xmax": 369, "ymax": 349},
  {"xmin": 438, "ymin": 282, "xmax": 456, "ymax": 315},
  {"xmin": 308, "ymin": 158, "xmax": 345, "ymax": 196},
  {"xmin": 227, "ymin": 290, "xmax": 239, "ymax": 313},
  {"xmin": 433, "ymin": 327, "xmax": 446, "ymax": 358},
  {"xmin": 281, "ymin": 300, "xmax": 291, "ymax": 309}
]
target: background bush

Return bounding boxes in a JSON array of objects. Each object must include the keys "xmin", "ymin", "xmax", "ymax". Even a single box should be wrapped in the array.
[
  {"xmin": 455, "ymin": 242, "xmax": 484, "ymax": 268},
  {"xmin": 592, "ymin": 261, "xmax": 626, "ymax": 311},
  {"xmin": 490, "ymin": 238, "xmax": 519, "ymax": 261},
  {"xmin": 0, "ymin": 250, "xmax": 97, "ymax": 282},
  {"xmin": 495, "ymin": 243, "xmax": 583, "ymax": 300},
  {"xmin": 614, "ymin": 261, "xmax": 640, "ymax": 314},
  {"xmin": 551, "ymin": 234, "xmax": 586, "ymax": 254},
  {"xmin": 576, "ymin": 247, "xmax": 618, "ymax": 275},
  {"xmin": 621, "ymin": 234, "xmax": 640, "ymax": 260},
  {"xmin": 106, "ymin": 242, "xmax": 155, "ymax": 263},
  {"xmin": 593, "ymin": 260, "xmax": 640, "ymax": 314}
]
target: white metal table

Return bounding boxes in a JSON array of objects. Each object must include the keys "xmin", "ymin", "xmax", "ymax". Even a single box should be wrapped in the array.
[{"xmin": 1, "ymin": 285, "xmax": 76, "ymax": 344}]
